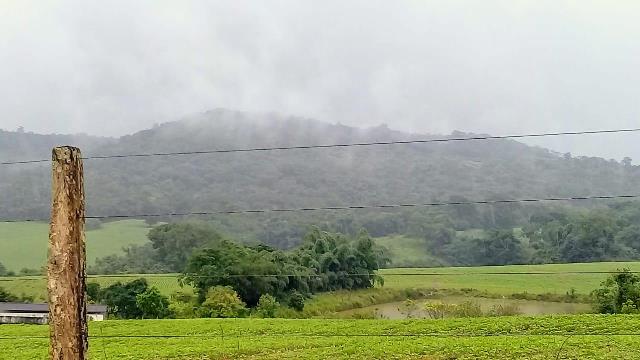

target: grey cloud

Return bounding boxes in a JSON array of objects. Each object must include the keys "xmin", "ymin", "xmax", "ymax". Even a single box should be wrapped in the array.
[{"xmin": 0, "ymin": 0, "xmax": 639, "ymax": 159}]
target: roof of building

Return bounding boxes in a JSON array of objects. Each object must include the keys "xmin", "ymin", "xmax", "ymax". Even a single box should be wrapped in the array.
[{"xmin": 0, "ymin": 302, "xmax": 107, "ymax": 314}]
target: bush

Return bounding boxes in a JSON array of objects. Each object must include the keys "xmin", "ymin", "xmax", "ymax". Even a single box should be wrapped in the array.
[
  {"xmin": 255, "ymin": 294, "xmax": 279, "ymax": 318},
  {"xmin": 0, "ymin": 262, "xmax": 15, "ymax": 277},
  {"xmin": 424, "ymin": 301, "xmax": 450, "ymax": 319},
  {"xmin": 424, "ymin": 301, "xmax": 484, "ymax": 319},
  {"xmin": 487, "ymin": 304, "xmax": 521, "ymax": 317},
  {"xmin": 18, "ymin": 268, "xmax": 41, "ymax": 276},
  {"xmin": 136, "ymin": 287, "xmax": 171, "ymax": 319},
  {"xmin": 197, "ymin": 286, "xmax": 247, "ymax": 318},
  {"xmin": 169, "ymin": 291, "xmax": 198, "ymax": 318},
  {"xmin": 288, "ymin": 291, "xmax": 305, "ymax": 312},
  {"xmin": 0, "ymin": 287, "xmax": 17, "ymax": 302},
  {"xmin": 593, "ymin": 269, "xmax": 640, "ymax": 314},
  {"xmin": 451, "ymin": 301, "xmax": 483, "ymax": 318},
  {"xmin": 87, "ymin": 282, "xmax": 101, "ymax": 303},
  {"xmin": 398, "ymin": 299, "xmax": 419, "ymax": 318},
  {"xmin": 99, "ymin": 278, "xmax": 149, "ymax": 319}
]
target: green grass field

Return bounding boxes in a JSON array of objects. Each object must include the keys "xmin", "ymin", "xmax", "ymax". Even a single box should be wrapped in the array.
[
  {"xmin": 377, "ymin": 235, "xmax": 447, "ymax": 267},
  {"xmin": 0, "ymin": 220, "xmax": 151, "ymax": 271},
  {"xmin": 2, "ymin": 315, "xmax": 640, "ymax": 359},
  {"xmin": 2, "ymin": 262, "xmax": 639, "ymax": 303}
]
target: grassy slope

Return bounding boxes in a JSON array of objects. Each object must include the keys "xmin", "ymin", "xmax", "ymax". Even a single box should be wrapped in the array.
[
  {"xmin": 376, "ymin": 235, "xmax": 447, "ymax": 267},
  {"xmin": 3, "ymin": 262, "xmax": 640, "ymax": 302},
  {"xmin": 2, "ymin": 315, "xmax": 640, "ymax": 359},
  {"xmin": 0, "ymin": 220, "xmax": 151, "ymax": 271}
]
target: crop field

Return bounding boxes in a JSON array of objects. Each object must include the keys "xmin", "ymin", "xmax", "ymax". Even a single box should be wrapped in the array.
[
  {"xmin": 0, "ymin": 220, "xmax": 151, "ymax": 271},
  {"xmin": 2, "ymin": 315, "xmax": 640, "ymax": 359}
]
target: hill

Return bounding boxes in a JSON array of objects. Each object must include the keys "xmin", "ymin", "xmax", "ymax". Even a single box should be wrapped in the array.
[{"xmin": 1, "ymin": 109, "xmax": 639, "ymax": 252}]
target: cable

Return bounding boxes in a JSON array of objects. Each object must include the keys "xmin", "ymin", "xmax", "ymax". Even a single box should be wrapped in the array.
[
  {"xmin": 75, "ymin": 194, "xmax": 640, "ymax": 219},
  {"xmin": 1, "ymin": 193, "xmax": 638, "ymax": 223},
  {"xmin": 1, "ymin": 333, "xmax": 639, "ymax": 340},
  {"xmin": 2, "ymin": 270, "xmax": 640, "ymax": 282},
  {"xmin": 2, "ymin": 127, "xmax": 640, "ymax": 165}
]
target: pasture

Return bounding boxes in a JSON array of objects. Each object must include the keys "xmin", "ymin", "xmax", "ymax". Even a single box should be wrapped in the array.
[
  {"xmin": 0, "ymin": 220, "xmax": 151, "ymax": 271},
  {"xmin": 2, "ymin": 261, "xmax": 639, "ymax": 304}
]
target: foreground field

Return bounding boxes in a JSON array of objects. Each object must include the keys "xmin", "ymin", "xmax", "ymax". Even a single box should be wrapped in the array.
[
  {"xmin": 2, "ymin": 261, "xmax": 639, "ymax": 302},
  {"xmin": 1, "ymin": 315, "xmax": 640, "ymax": 359},
  {"xmin": 0, "ymin": 220, "xmax": 150, "ymax": 271}
]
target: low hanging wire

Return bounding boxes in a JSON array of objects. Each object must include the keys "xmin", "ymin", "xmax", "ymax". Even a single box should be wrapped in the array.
[{"xmin": 2, "ymin": 127, "xmax": 640, "ymax": 165}]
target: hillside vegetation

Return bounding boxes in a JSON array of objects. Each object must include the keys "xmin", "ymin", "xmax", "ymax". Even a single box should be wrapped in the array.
[
  {"xmin": 2, "ymin": 109, "xmax": 640, "ymax": 266},
  {"xmin": 0, "ymin": 110, "xmax": 640, "ymax": 243}
]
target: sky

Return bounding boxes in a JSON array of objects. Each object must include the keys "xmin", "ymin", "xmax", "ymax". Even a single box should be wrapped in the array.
[{"xmin": 1, "ymin": 0, "xmax": 639, "ymax": 160}]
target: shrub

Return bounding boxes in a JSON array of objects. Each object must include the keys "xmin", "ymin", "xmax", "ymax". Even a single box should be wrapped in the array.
[
  {"xmin": 398, "ymin": 299, "xmax": 419, "ymax": 318},
  {"xmin": 288, "ymin": 291, "xmax": 305, "ymax": 312},
  {"xmin": 135, "ymin": 287, "xmax": 171, "ymax": 319},
  {"xmin": 0, "ymin": 287, "xmax": 17, "ymax": 302},
  {"xmin": 487, "ymin": 304, "xmax": 521, "ymax": 317},
  {"xmin": 197, "ymin": 286, "xmax": 247, "ymax": 318},
  {"xmin": 451, "ymin": 301, "xmax": 483, "ymax": 318},
  {"xmin": 255, "ymin": 294, "xmax": 279, "ymax": 318},
  {"xmin": 620, "ymin": 299, "xmax": 640, "ymax": 314},
  {"xmin": 86, "ymin": 282, "xmax": 101, "ymax": 303},
  {"xmin": 423, "ymin": 301, "xmax": 484, "ymax": 319},
  {"xmin": 423, "ymin": 301, "xmax": 450, "ymax": 319},
  {"xmin": 593, "ymin": 269, "xmax": 640, "ymax": 314},
  {"xmin": 169, "ymin": 291, "xmax": 198, "ymax": 319}
]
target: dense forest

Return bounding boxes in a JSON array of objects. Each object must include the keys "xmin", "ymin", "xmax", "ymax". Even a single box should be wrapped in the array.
[{"xmin": 2, "ymin": 109, "xmax": 640, "ymax": 265}]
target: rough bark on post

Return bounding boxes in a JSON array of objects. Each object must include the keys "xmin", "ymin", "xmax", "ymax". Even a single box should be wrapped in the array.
[{"xmin": 48, "ymin": 146, "xmax": 87, "ymax": 360}]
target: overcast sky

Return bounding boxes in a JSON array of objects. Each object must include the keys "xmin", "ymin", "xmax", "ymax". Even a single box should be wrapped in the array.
[{"xmin": 1, "ymin": 1, "xmax": 639, "ymax": 160}]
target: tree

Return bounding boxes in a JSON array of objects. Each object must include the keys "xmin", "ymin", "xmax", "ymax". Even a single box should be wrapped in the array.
[
  {"xmin": 443, "ymin": 229, "xmax": 525, "ymax": 266},
  {"xmin": 593, "ymin": 269, "xmax": 640, "ymax": 314},
  {"xmin": 0, "ymin": 262, "xmax": 15, "ymax": 276},
  {"xmin": 99, "ymin": 278, "xmax": 149, "ymax": 319},
  {"xmin": 287, "ymin": 291, "xmax": 305, "ymax": 312},
  {"xmin": 480, "ymin": 230, "xmax": 526, "ymax": 265},
  {"xmin": 559, "ymin": 213, "xmax": 618, "ymax": 262},
  {"xmin": 198, "ymin": 286, "xmax": 246, "ymax": 318},
  {"xmin": 295, "ymin": 228, "xmax": 386, "ymax": 292},
  {"xmin": 135, "ymin": 287, "xmax": 171, "ymax": 319},
  {"xmin": 182, "ymin": 240, "xmax": 299, "ymax": 306},
  {"xmin": 0, "ymin": 287, "xmax": 17, "ymax": 302},
  {"xmin": 86, "ymin": 282, "xmax": 101, "ymax": 303},
  {"xmin": 255, "ymin": 294, "xmax": 279, "ymax": 318},
  {"xmin": 148, "ymin": 223, "xmax": 223, "ymax": 272}
]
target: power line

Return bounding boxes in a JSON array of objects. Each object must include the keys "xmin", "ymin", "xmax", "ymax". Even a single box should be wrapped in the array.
[
  {"xmin": 2, "ymin": 270, "xmax": 639, "ymax": 282},
  {"xmin": 2, "ymin": 127, "xmax": 640, "ymax": 165},
  {"xmin": 1, "ymin": 193, "xmax": 638, "ymax": 223},
  {"xmin": 0, "ymin": 333, "xmax": 638, "ymax": 340}
]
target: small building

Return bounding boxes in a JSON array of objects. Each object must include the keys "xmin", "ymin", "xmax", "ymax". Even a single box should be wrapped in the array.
[{"xmin": 0, "ymin": 303, "xmax": 108, "ymax": 324}]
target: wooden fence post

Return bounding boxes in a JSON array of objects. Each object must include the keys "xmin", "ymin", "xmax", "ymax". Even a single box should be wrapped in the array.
[{"xmin": 48, "ymin": 146, "xmax": 87, "ymax": 360}]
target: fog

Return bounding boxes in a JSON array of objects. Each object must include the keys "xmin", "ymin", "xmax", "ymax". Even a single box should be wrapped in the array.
[{"xmin": 1, "ymin": 1, "xmax": 639, "ymax": 160}]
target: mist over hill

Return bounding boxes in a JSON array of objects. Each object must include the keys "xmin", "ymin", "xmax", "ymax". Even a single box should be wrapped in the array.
[{"xmin": 1, "ymin": 109, "xmax": 639, "ymax": 250}]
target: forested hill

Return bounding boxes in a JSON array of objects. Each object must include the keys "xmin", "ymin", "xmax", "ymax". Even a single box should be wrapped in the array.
[
  {"xmin": 0, "ymin": 129, "xmax": 112, "ymax": 163},
  {"xmin": 2, "ymin": 109, "xmax": 639, "ymax": 246}
]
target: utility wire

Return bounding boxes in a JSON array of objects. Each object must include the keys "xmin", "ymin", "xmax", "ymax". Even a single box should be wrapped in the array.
[
  {"xmin": 2, "ymin": 271, "xmax": 640, "ymax": 282},
  {"xmin": 83, "ymin": 194, "xmax": 640, "ymax": 220},
  {"xmin": 2, "ymin": 127, "xmax": 640, "ymax": 165},
  {"xmin": 1, "ymin": 193, "xmax": 639, "ymax": 223},
  {"xmin": 1, "ymin": 333, "xmax": 640, "ymax": 340}
]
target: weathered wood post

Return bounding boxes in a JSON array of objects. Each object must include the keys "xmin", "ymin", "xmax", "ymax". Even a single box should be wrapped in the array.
[{"xmin": 48, "ymin": 146, "xmax": 87, "ymax": 360}]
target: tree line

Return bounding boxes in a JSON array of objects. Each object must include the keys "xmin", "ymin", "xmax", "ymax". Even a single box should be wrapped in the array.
[{"xmin": 87, "ymin": 226, "xmax": 386, "ymax": 318}]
